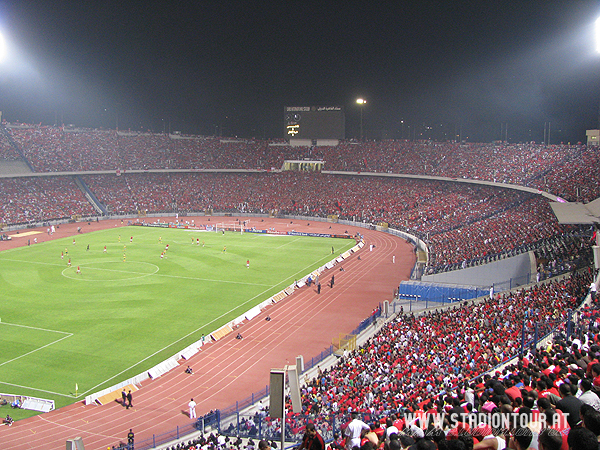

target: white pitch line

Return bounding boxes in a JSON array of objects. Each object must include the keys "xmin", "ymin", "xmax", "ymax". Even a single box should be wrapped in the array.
[
  {"xmin": 69, "ymin": 265, "xmax": 156, "ymax": 275},
  {"xmin": 0, "ymin": 380, "xmax": 76, "ymax": 398},
  {"xmin": 0, "ymin": 321, "xmax": 71, "ymax": 335},
  {"xmin": 0, "ymin": 333, "xmax": 72, "ymax": 368},
  {"xmin": 0, "ymin": 257, "xmax": 66, "ymax": 267},
  {"xmin": 275, "ymin": 237, "xmax": 303, "ymax": 249},
  {"xmin": 70, "ymin": 264, "xmax": 272, "ymax": 287},
  {"xmin": 154, "ymin": 272, "xmax": 272, "ymax": 286}
]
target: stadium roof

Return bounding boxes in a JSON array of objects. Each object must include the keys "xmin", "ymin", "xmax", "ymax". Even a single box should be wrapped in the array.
[{"xmin": 550, "ymin": 198, "xmax": 600, "ymax": 224}]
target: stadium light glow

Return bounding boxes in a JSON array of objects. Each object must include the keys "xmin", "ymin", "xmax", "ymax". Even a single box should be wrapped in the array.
[
  {"xmin": 596, "ymin": 17, "xmax": 600, "ymax": 53},
  {"xmin": 0, "ymin": 31, "xmax": 6, "ymax": 63}
]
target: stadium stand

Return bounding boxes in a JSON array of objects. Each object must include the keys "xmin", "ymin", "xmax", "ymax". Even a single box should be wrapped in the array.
[
  {"xmin": 0, "ymin": 176, "xmax": 96, "ymax": 225},
  {"xmin": 2, "ymin": 124, "xmax": 588, "ymax": 186}
]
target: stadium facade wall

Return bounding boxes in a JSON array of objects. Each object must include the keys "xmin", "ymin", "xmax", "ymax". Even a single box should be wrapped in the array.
[{"xmin": 421, "ymin": 250, "xmax": 536, "ymax": 289}]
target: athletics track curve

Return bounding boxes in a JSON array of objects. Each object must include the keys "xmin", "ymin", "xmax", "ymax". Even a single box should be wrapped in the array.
[{"xmin": 0, "ymin": 217, "xmax": 415, "ymax": 450}]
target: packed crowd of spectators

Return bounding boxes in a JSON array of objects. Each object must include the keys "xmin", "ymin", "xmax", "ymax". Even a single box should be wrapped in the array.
[
  {"xmin": 310, "ymin": 140, "xmax": 575, "ymax": 186},
  {"xmin": 424, "ymin": 197, "xmax": 563, "ymax": 273},
  {"xmin": 0, "ymin": 132, "xmax": 22, "ymax": 161},
  {"xmin": 6, "ymin": 126, "xmax": 302, "ymax": 172},
  {"xmin": 528, "ymin": 145, "xmax": 600, "ymax": 202},
  {"xmin": 0, "ymin": 176, "xmax": 96, "ymax": 226},
  {"xmin": 4, "ymin": 124, "xmax": 597, "ymax": 202}
]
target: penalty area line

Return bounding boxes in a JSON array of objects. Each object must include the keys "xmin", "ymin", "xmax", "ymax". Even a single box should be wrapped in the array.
[
  {"xmin": 0, "ymin": 379, "xmax": 78, "ymax": 399},
  {"xmin": 0, "ymin": 333, "xmax": 73, "ymax": 368},
  {"xmin": 0, "ymin": 321, "xmax": 72, "ymax": 335}
]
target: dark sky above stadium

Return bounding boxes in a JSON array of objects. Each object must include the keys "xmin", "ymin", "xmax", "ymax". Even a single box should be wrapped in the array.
[{"xmin": 0, "ymin": 0, "xmax": 600, "ymax": 143}]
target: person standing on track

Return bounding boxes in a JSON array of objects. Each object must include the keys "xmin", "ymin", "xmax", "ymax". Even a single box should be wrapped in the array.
[
  {"xmin": 188, "ymin": 398, "xmax": 197, "ymax": 419},
  {"xmin": 126, "ymin": 390, "xmax": 133, "ymax": 409},
  {"xmin": 127, "ymin": 429, "xmax": 134, "ymax": 449}
]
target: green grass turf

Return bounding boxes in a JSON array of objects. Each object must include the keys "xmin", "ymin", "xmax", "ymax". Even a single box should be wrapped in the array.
[{"xmin": 0, "ymin": 226, "xmax": 354, "ymax": 419}]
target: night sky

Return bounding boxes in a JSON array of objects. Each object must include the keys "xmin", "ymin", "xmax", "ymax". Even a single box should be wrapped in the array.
[{"xmin": 0, "ymin": 0, "xmax": 600, "ymax": 143}]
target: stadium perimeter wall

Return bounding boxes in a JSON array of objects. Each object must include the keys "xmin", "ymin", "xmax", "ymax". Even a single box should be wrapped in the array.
[{"xmin": 421, "ymin": 250, "xmax": 536, "ymax": 289}]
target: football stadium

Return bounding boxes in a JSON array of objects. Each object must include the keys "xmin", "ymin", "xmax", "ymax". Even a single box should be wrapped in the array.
[
  {"xmin": 1, "ymin": 127, "xmax": 599, "ymax": 450},
  {"xmin": 2, "ymin": 2, "xmax": 600, "ymax": 450}
]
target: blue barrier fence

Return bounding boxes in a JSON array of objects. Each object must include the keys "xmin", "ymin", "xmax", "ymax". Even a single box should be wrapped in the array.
[
  {"xmin": 397, "ymin": 280, "xmax": 488, "ymax": 309},
  {"xmin": 220, "ymin": 388, "xmax": 270, "ymax": 419},
  {"xmin": 134, "ymin": 422, "xmax": 200, "ymax": 450}
]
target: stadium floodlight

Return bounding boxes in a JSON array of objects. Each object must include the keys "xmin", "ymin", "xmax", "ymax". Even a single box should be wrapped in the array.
[{"xmin": 356, "ymin": 98, "xmax": 366, "ymax": 140}]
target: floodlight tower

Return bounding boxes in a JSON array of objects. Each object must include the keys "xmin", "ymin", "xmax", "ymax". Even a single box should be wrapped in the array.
[{"xmin": 356, "ymin": 98, "xmax": 366, "ymax": 140}]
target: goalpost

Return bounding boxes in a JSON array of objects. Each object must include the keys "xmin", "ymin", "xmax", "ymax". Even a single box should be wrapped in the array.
[{"xmin": 215, "ymin": 220, "xmax": 249, "ymax": 234}]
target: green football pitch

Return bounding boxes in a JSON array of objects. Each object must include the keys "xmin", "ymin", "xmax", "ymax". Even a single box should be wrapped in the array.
[{"xmin": 0, "ymin": 226, "xmax": 354, "ymax": 419}]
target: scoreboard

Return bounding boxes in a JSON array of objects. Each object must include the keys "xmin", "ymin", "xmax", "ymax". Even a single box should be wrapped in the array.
[{"xmin": 284, "ymin": 106, "xmax": 345, "ymax": 140}]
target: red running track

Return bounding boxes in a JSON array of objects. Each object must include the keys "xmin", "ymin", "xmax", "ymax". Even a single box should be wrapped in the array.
[{"xmin": 0, "ymin": 217, "xmax": 415, "ymax": 450}]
